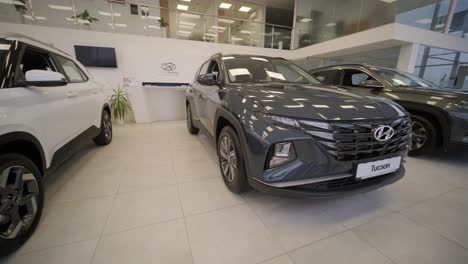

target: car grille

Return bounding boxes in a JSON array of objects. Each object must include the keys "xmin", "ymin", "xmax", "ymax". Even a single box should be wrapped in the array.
[
  {"xmin": 295, "ymin": 174, "xmax": 391, "ymax": 193},
  {"xmin": 299, "ymin": 117, "xmax": 411, "ymax": 161}
]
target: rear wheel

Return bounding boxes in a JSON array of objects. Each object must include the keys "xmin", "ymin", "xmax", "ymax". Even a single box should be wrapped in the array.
[
  {"xmin": 186, "ymin": 104, "xmax": 199, "ymax": 135},
  {"xmin": 218, "ymin": 126, "xmax": 248, "ymax": 193},
  {"xmin": 409, "ymin": 114, "xmax": 437, "ymax": 156},
  {"xmin": 94, "ymin": 109, "xmax": 112, "ymax": 146},
  {"xmin": 0, "ymin": 154, "xmax": 44, "ymax": 257}
]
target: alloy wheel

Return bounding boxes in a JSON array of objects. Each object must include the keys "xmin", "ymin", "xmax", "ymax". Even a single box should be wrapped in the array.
[
  {"xmin": 103, "ymin": 112, "xmax": 112, "ymax": 140},
  {"xmin": 219, "ymin": 136, "xmax": 238, "ymax": 183},
  {"xmin": 0, "ymin": 166, "xmax": 39, "ymax": 239},
  {"xmin": 410, "ymin": 120, "xmax": 428, "ymax": 151}
]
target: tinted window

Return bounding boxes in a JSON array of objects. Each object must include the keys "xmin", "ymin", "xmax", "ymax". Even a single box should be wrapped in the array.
[
  {"xmin": 222, "ymin": 56, "xmax": 319, "ymax": 84},
  {"xmin": 208, "ymin": 60, "xmax": 220, "ymax": 81},
  {"xmin": 342, "ymin": 69, "xmax": 378, "ymax": 87},
  {"xmin": 19, "ymin": 48, "xmax": 57, "ymax": 76},
  {"xmin": 56, "ymin": 56, "xmax": 86, "ymax": 82},
  {"xmin": 371, "ymin": 67, "xmax": 435, "ymax": 88},
  {"xmin": 312, "ymin": 70, "xmax": 339, "ymax": 85}
]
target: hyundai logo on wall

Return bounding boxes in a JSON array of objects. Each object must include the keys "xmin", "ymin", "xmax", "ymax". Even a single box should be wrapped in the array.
[{"xmin": 161, "ymin": 62, "xmax": 176, "ymax": 71}]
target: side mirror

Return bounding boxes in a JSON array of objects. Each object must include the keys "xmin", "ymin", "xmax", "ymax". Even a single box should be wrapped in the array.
[
  {"xmin": 197, "ymin": 73, "xmax": 219, "ymax": 86},
  {"xmin": 359, "ymin": 79, "xmax": 384, "ymax": 89},
  {"xmin": 20, "ymin": 70, "xmax": 67, "ymax": 87}
]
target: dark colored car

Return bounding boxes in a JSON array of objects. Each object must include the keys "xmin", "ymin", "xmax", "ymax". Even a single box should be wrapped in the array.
[
  {"xmin": 309, "ymin": 64, "xmax": 468, "ymax": 156},
  {"xmin": 186, "ymin": 54, "xmax": 411, "ymax": 196}
]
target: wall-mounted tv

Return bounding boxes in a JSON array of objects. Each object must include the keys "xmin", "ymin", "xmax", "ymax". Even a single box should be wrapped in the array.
[{"xmin": 74, "ymin": 45, "xmax": 117, "ymax": 68}]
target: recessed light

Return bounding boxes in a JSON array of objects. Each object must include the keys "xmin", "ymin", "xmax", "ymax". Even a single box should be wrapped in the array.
[
  {"xmin": 108, "ymin": 23, "xmax": 127, "ymax": 27},
  {"xmin": 99, "ymin": 11, "xmax": 121, "ymax": 17},
  {"xmin": 180, "ymin": 13, "xmax": 200, "ymax": 19},
  {"xmin": 299, "ymin": 18, "xmax": 312, "ymax": 23},
  {"xmin": 177, "ymin": 4, "xmax": 188, "ymax": 11},
  {"xmin": 48, "ymin": 4, "xmax": 73, "ymax": 11},
  {"xmin": 379, "ymin": 0, "xmax": 398, "ymax": 3},
  {"xmin": 231, "ymin": 37, "xmax": 243, "ymax": 41},
  {"xmin": 23, "ymin": 15, "xmax": 47, "ymax": 20},
  {"xmin": 180, "ymin": 21, "xmax": 196, "ymax": 26},
  {"xmin": 218, "ymin": 18, "xmax": 235, "ymax": 24},
  {"xmin": 239, "ymin": 6, "xmax": 251, "ymax": 12},
  {"xmin": 415, "ymin": 18, "xmax": 431, "ymax": 24},
  {"xmin": 148, "ymin": 25, "xmax": 160, "ymax": 29},
  {"xmin": 219, "ymin": 3, "xmax": 232, "ymax": 9},
  {"xmin": 141, "ymin": 15, "xmax": 160, "ymax": 20},
  {"xmin": 240, "ymin": 30, "xmax": 252, "ymax": 34},
  {"xmin": 178, "ymin": 30, "xmax": 191, "ymax": 34},
  {"xmin": 205, "ymin": 33, "xmax": 217, "ymax": 37},
  {"xmin": 325, "ymin": 22, "xmax": 336, "ymax": 27},
  {"xmin": 180, "ymin": 0, "xmax": 191, "ymax": 2},
  {"xmin": 179, "ymin": 24, "xmax": 194, "ymax": 29},
  {"xmin": 0, "ymin": 0, "xmax": 25, "ymax": 5},
  {"xmin": 211, "ymin": 25, "xmax": 226, "ymax": 30}
]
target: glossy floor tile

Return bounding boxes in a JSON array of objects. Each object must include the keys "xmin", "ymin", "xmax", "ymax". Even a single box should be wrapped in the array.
[{"xmin": 3, "ymin": 121, "xmax": 468, "ymax": 264}]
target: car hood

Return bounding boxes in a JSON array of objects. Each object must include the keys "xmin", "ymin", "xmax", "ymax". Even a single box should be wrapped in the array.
[
  {"xmin": 387, "ymin": 86, "xmax": 468, "ymax": 100},
  {"xmin": 233, "ymin": 83, "xmax": 407, "ymax": 121}
]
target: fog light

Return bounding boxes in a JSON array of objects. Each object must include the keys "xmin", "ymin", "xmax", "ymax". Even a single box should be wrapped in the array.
[{"xmin": 269, "ymin": 142, "xmax": 296, "ymax": 168}]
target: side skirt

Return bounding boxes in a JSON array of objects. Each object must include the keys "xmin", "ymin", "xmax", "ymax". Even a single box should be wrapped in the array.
[{"xmin": 46, "ymin": 126, "xmax": 100, "ymax": 176}]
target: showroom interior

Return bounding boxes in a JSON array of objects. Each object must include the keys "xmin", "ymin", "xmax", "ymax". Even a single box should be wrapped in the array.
[{"xmin": 0, "ymin": 0, "xmax": 468, "ymax": 263}]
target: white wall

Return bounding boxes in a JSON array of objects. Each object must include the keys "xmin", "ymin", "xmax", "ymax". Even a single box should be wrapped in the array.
[{"xmin": 0, "ymin": 22, "xmax": 289, "ymax": 91}]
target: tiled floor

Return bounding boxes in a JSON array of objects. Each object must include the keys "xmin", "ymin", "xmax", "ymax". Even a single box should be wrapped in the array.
[{"xmin": 3, "ymin": 121, "xmax": 468, "ymax": 264}]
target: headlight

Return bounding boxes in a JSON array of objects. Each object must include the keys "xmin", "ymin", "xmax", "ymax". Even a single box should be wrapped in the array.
[
  {"xmin": 268, "ymin": 142, "xmax": 296, "ymax": 168},
  {"xmin": 267, "ymin": 114, "xmax": 300, "ymax": 127}
]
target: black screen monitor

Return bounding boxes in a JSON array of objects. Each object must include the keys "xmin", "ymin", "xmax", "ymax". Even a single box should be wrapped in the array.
[{"xmin": 74, "ymin": 45, "xmax": 117, "ymax": 68}]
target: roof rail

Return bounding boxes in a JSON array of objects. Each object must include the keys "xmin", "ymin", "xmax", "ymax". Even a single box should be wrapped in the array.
[{"xmin": 2, "ymin": 33, "xmax": 72, "ymax": 57}]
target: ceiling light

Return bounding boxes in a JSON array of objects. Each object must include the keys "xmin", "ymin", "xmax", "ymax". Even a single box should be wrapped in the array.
[
  {"xmin": 218, "ymin": 18, "xmax": 235, "ymax": 24},
  {"xmin": 108, "ymin": 23, "xmax": 127, "ymax": 27},
  {"xmin": 219, "ymin": 3, "xmax": 232, "ymax": 9},
  {"xmin": 178, "ymin": 30, "xmax": 191, "ymax": 34},
  {"xmin": 23, "ymin": 15, "xmax": 47, "ymax": 20},
  {"xmin": 415, "ymin": 18, "xmax": 432, "ymax": 24},
  {"xmin": 148, "ymin": 25, "xmax": 160, "ymax": 29},
  {"xmin": 180, "ymin": 0, "xmax": 191, "ymax": 2},
  {"xmin": 177, "ymin": 4, "xmax": 188, "ymax": 11},
  {"xmin": 0, "ymin": 0, "xmax": 25, "ymax": 5},
  {"xmin": 325, "ymin": 22, "xmax": 336, "ymax": 27},
  {"xmin": 205, "ymin": 33, "xmax": 217, "ymax": 37},
  {"xmin": 231, "ymin": 37, "xmax": 243, "ymax": 41},
  {"xmin": 179, "ymin": 24, "xmax": 194, "ymax": 29},
  {"xmin": 211, "ymin": 25, "xmax": 226, "ymax": 30},
  {"xmin": 239, "ymin": 6, "xmax": 251, "ymax": 12},
  {"xmin": 240, "ymin": 30, "xmax": 252, "ymax": 34},
  {"xmin": 141, "ymin": 15, "xmax": 161, "ymax": 20},
  {"xmin": 379, "ymin": 0, "xmax": 398, "ymax": 2},
  {"xmin": 180, "ymin": 21, "xmax": 196, "ymax": 26},
  {"xmin": 180, "ymin": 13, "xmax": 200, "ymax": 19},
  {"xmin": 48, "ymin": 4, "xmax": 73, "ymax": 11},
  {"xmin": 299, "ymin": 18, "xmax": 312, "ymax": 23},
  {"xmin": 99, "ymin": 11, "xmax": 121, "ymax": 17}
]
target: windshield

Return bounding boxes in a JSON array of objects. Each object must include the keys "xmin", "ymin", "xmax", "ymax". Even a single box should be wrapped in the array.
[
  {"xmin": 371, "ymin": 67, "xmax": 437, "ymax": 88},
  {"xmin": 222, "ymin": 56, "xmax": 320, "ymax": 84}
]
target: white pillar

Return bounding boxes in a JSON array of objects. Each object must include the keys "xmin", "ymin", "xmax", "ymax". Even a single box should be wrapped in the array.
[{"xmin": 396, "ymin": 43, "xmax": 420, "ymax": 74}]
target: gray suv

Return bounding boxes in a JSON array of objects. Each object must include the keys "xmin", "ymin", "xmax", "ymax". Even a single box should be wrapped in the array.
[{"xmin": 186, "ymin": 54, "xmax": 410, "ymax": 196}]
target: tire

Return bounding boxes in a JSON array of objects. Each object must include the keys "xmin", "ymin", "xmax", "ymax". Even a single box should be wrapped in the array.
[
  {"xmin": 409, "ymin": 114, "xmax": 437, "ymax": 156},
  {"xmin": 0, "ymin": 154, "xmax": 44, "ymax": 257},
  {"xmin": 217, "ymin": 126, "xmax": 248, "ymax": 193},
  {"xmin": 186, "ymin": 104, "xmax": 199, "ymax": 135},
  {"xmin": 93, "ymin": 109, "xmax": 113, "ymax": 146}
]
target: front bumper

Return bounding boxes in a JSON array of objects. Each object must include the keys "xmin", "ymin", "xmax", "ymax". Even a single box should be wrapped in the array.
[{"xmin": 250, "ymin": 166, "xmax": 405, "ymax": 198}]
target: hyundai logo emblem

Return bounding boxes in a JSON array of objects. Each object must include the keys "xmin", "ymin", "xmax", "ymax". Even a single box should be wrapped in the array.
[
  {"xmin": 374, "ymin": 125, "xmax": 395, "ymax": 142},
  {"xmin": 161, "ymin": 62, "xmax": 176, "ymax": 71}
]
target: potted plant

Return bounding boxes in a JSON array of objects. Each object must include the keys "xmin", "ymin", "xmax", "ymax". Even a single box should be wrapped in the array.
[
  {"xmin": 110, "ymin": 86, "xmax": 132, "ymax": 125},
  {"xmin": 70, "ymin": 9, "xmax": 99, "ymax": 28}
]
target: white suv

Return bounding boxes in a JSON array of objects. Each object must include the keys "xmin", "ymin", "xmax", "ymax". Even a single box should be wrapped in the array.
[{"xmin": 0, "ymin": 34, "xmax": 112, "ymax": 256}]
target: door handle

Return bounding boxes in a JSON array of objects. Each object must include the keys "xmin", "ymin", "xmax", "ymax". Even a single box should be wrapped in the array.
[{"xmin": 67, "ymin": 91, "xmax": 78, "ymax": 98}]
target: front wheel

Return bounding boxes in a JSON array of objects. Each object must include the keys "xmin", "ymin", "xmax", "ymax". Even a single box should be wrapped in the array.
[
  {"xmin": 409, "ymin": 114, "xmax": 437, "ymax": 156},
  {"xmin": 186, "ymin": 104, "xmax": 199, "ymax": 135},
  {"xmin": 94, "ymin": 110, "xmax": 112, "ymax": 146},
  {"xmin": 0, "ymin": 154, "xmax": 44, "ymax": 257},
  {"xmin": 217, "ymin": 126, "xmax": 248, "ymax": 193}
]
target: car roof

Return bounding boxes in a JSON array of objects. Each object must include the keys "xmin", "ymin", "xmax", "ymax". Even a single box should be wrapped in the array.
[
  {"xmin": 0, "ymin": 33, "xmax": 74, "ymax": 60},
  {"xmin": 211, "ymin": 53, "xmax": 287, "ymax": 60}
]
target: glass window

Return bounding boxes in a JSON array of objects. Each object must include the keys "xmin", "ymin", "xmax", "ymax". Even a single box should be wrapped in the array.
[
  {"xmin": 371, "ymin": 67, "xmax": 435, "ymax": 88},
  {"xmin": 208, "ymin": 60, "xmax": 220, "ymax": 80},
  {"xmin": 56, "ymin": 56, "xmax": 86, "ymax": 82},
  {"xmin": 342, "ymin": 69, "xmax": 378, "ymax": 87},
  {"xmin": 19, "ymin": 48, "xmax": 58, "ymax": 76},
  {"xmin": 311, "ymin": 70, "xmax": 339, "ymax": 85},
  {"xmin": 198, "ymin": 61, "xmax": 209, "ymax": 76},
  {"xmin": 222, "ymin": 56, "xmax": 319, "ymax": 84},
  {"xmin": 0, "ymin": 39, "xmax": 12, "ymax": 66}
]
